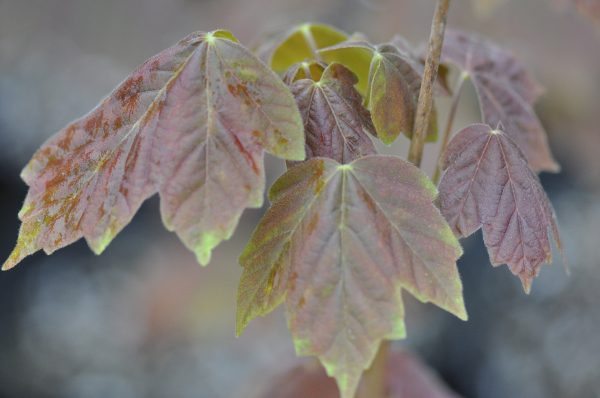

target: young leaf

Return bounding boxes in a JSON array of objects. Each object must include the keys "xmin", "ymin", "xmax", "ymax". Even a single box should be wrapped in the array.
[
  {"xmin": 283, "ymin": 60, "xmax": 327, "ymax": 85},
  {"xmin": 438, "ymin": 124, "xmax": 562, "ymax": 292},
  {"xmin": 441, "ymin": 30, "xmax": 559, "ymax": 173},
  {"xmin": 320, "ymin": 41, "xmax": 438, "ymax": 144},
  {"xmin": 3, "ymin": 30, "xmax": 305, "ymax": 270},
  {"xmin": 237, "ymin": 155, "xmax": 466, "ymax": 398},
  {"xmin": 269, "ymin": 23, "xmax": 348, "ymax": 74},
  {"xmin": 289, "ymin": 63, "xmax": 377, "ymax": 164}
]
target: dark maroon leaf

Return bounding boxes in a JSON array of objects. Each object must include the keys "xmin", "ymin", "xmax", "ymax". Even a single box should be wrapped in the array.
[
  {"xmin": 290, "ymin": 63, "xmax": 377, "ymax": 164},
  {"xmin": 441, "ymin": 29, "xmax": 559, "ymax": 173},
  {"xmin": 438, "ymin": 124, "xmax": 562, "ymax": 292}
]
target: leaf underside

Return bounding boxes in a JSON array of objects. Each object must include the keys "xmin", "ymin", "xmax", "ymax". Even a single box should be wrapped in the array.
[
  {"xmin": 289, "ymin": 63, "xmax": 377, "ymax": 164},
  {"xmin": 438, "ymin": 124, "xmax": 562, "ymax": 292},
  {"xmin": 269, "ymin": 23, "xmax": 348, "ymax": 74},
  {"xmin": 441, "ymin": 29, "xmax": 559, "ymax": 173},
  {"xmin": 237, "ymin": 155, "xmax": 466, "ymax": 398},
  {"xmin": 320, "ymin": 41, "xmax": 438, "ymax": 144},
  {"xmin": 3, "ymin": 30, "xmax": 305, "ymax": 270}
]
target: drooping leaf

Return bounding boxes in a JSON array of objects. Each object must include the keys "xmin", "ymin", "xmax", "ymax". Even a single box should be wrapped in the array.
[
  {"xmin": 438, "ymin": 124, "xmax": 562, "ymax": 292},
  {"xmin": 289, "ymin": 63, "xmax": 376, "ymax": 164},
  {"xmin": 320, "ymin": 41, "xmax": 438, "ymax": 144},
  {"xmin": 269, "ymin": 23, "xmax": 348, "ymax": 74},
  {"xmin": 237, "ymin": 155, "xmax": 466, "ymax": 398},
  {"xmin": 441, "ymin": 29, "xmax": 559, "ymax": 173},
  {"xmin": 3, "ymin": 30, "xmax": 305, "ymax": 270}
]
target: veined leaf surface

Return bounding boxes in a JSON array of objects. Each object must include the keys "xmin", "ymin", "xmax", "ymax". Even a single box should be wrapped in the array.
[
  {"xmin": 320, "ymin": 41, "xmax": 438, "ymax": 144},
  {"xmin": 237, "ymin": 156, "xmax": 466, "ymax": 398},
  {"xmin": 438, "ymin": 124, "xmax": 562, "ymax": 292},
  {"xmin": 441, "ymin": 30, "xmax": 559, "ymax": 173},
  {"xmin": 290, "ymin": 63, "xmax": 376, "ymax": 164},
  {"xmin": 3, "ymin": 30, "xmax": 305, "ymax": 270}
]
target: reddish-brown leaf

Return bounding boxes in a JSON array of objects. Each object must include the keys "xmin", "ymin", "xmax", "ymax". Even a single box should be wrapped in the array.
[
  {"xmin": 441, "ymin": 30, "xmax": 559, "ymax": 173},
  {"xmin": 290, "ymin": 63, "xmax": 377, "ymax": 164},
  {"xmin": 237, "ymin": 155, "xmax": 465, "ymax": 398},
  {"xmin": 3, "ymin": 30, "xmax": 305, "ymax": 270},
  {"xmin": 438, "ymin": 124, "xmax": 562, "ymax": 292}
]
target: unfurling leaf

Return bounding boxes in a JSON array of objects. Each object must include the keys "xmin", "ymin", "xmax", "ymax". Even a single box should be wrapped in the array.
[
  {"xmin": 441, "ymin": 29, "xmax": 559, "ymax": 173},
  {"xmin": 320, "ymin": 41, "xmax": 438, "ymax": 144},
  {"xmin": 269, "ymin": 23, "xmax": 348, "ymax": 74},
  {"xmin": 289, "ymin": 63, "xmax": 377, "ymax": 164},
  {"xmin": 237, "ymin": 156, "xmax": 466, "ymax": 398},
  {"xmin": 3, "ymin": 30, "xmax": 305, "ymax": 270},
  {"xmin": 438, "ymin": 124, "xmax": 562, "ymax": 292}
]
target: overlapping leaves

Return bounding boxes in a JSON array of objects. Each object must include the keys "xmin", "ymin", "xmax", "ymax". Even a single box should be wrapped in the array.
[
  {"xmin": 438, "ymin": 124, "xmax": 562, "ymax": 292},
  {"xmin": 268, "ymin": 23, "xmax": 348, "ymax": 73},
  {"xmin": 3, "ymin": 30, "xmax": 305, "ymax": 270},
  {"xmin": 319, "ymin": 41, "xmax": 438, "ymax": 144},
  {"xmin": 441, "ymin": 29, "xmax": 558, "ymax": 173},
  {"xmin": 289, "ymin": 63, "xmax": 376, "ymax": 164},
  {"xmin": 237, "ymin": 156, "xmax": 466, "ymax": 398}
]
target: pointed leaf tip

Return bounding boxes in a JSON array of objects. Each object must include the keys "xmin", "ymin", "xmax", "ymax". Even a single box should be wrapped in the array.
[
  {"xmin": 441, "ymin": 29, "xmax": 558, "ymax": 173},
  {"xmin": 6, "ymin": 30, "xmax": 304, "ymax": 269},
  {"xmin": 439, "ymin": 124, "xmax": 563, "ymax": 292},
  {"xmin": 237, "ymin": 155, "xmax": 465, "ymax": 397}
]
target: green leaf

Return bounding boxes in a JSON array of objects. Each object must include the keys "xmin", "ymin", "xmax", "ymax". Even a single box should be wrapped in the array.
[
  {"xmin": 270, "ymin": 23, "xmax": 348, "ymax": 74},
  {"xmin": 289, "ymin": 63, "xmax": 377, "ymax": 164},
  {"xmin": 283, "ymin": 60, "xmax": 327, "ymax": 84},
  {"xmin": 320, "ymin": 42, "xmax": 437, "ymax": 144},
  {"xmin": 3, "ymin": 30, "xmax": 305, "ymax": 270},
  {"xmin": 237, "ymin": 155, "xmax": 466, "ymax": 398}
]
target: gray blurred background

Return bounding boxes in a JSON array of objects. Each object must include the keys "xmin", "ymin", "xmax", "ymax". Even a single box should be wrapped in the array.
[{"xmin": 1, "ymin": 0, "xmax": 599, "ymax": 397}]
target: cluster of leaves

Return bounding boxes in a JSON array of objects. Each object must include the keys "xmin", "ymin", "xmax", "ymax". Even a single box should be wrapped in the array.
[{"xmin": 3, "ymin": 21, "xmax": 563, "ymax": 398}]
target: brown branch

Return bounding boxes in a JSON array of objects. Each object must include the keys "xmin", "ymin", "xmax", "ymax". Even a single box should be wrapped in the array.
[
  {"xmin": 407, "ymin": 0, "xmax": 451, "ymax": 167},
  {"xmin": 432, "ymin": 71, "xmax": 468, "ymax": 184}
]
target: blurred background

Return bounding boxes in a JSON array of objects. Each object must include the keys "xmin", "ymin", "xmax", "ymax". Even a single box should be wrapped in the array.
[{"xmin": 0, "ymin": 0, "xmax": 599, "ymax": 397}]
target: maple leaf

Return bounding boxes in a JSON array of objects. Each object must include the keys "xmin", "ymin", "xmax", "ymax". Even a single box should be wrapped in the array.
[
  {"xmin": 268, "ymin": 23, "xmax": 348, "ymax": 74},
  {"xmin": 3, "ymin": 30, "xmax": 305, "ymax": 270},
  {"xmin": 289, "ymin": 63, "xmax": 377, "ymax": 164},
  {"xmin": 319, "ymin": 41, "xmax": 438, "ymax": 144},
  {"xmin": 441, "ymin": 29, "xmax": 559, "ymax": 173},
  {"xmin": 237, "ymin": 155, "xmax": 466, "ymax": 398},
  {"xmin": 438, "ymin": 124, "xmax": 562, "ymax": 292}
]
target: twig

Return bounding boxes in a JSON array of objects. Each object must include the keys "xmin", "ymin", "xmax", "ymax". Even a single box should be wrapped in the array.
[
  {"xmin": 407, "ymin": 0, "xmax": 451, "ymax": 167},
  {"xmin": 432, "ymin": 71, "xmax": 468, "ymax": 184}
]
